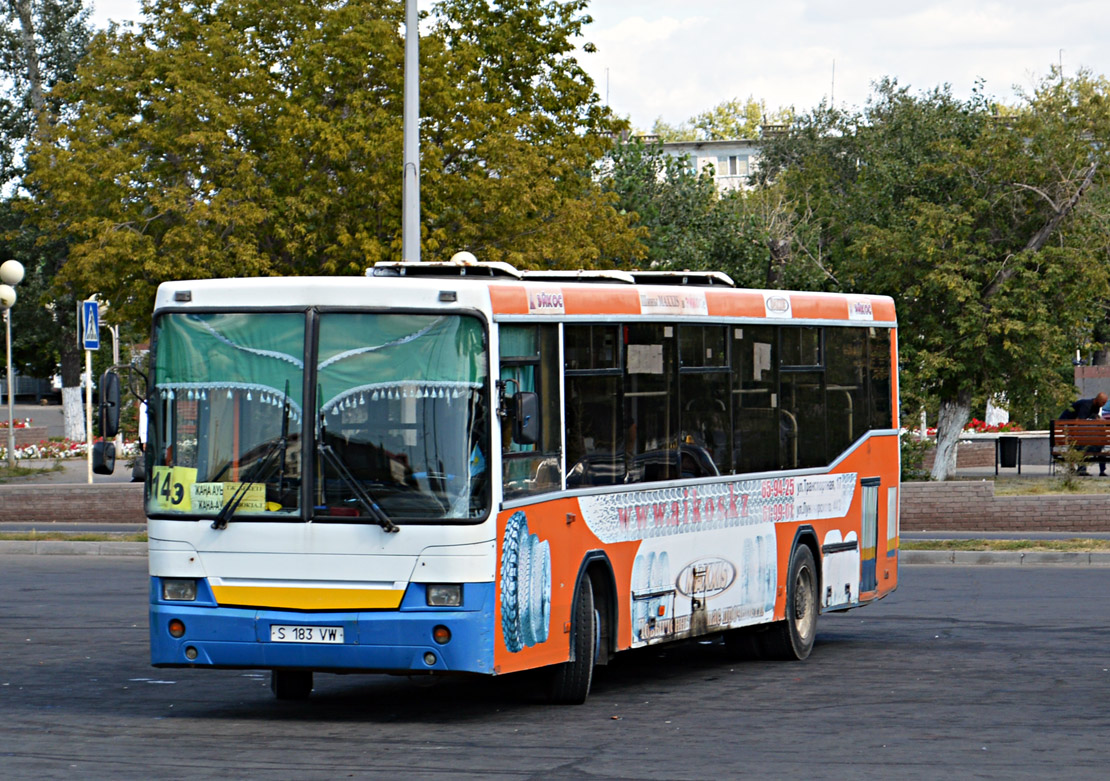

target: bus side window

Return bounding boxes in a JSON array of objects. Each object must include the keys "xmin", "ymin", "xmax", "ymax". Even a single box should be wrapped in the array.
[
  {"xmin": 679, "ymin": 325, "xmax": 730, "ymax": 475},
  {"xmin": 625, "ymin": 323, "xmax": 677, "ymax": 484},
  {"xmin": 869, "ymin": 328, "xmax": 894, "ymax": 430},
  {"xmin": 500, "ymin": 325, "xmax": 562, "ymax": 499},
  {"xmin": 565, "ymin": 325, "xmax": 625, "ymax": 487},
  {"xmin": 825, "ymin": 327, "xmax": 869, "ymax": 454},
  {"xmin": 780, "ymin": 327, "xmax": 826, "ymax": 469},
  {"xmin": 733, "ymin": 325, "xmax": 779, "ymax": 473}
]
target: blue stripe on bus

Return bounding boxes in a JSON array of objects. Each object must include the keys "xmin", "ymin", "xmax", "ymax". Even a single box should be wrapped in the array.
[{"xmin": 149, "ymin": 580, "xmax": 495, "ymax": 674}]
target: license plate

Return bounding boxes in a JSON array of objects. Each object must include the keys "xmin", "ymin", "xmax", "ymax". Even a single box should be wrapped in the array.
[{"xmin": 269, "ymin": 624, "xmax": 345, "ymax": 644}]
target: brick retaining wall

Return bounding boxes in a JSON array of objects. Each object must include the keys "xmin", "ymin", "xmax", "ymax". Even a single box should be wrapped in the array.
[
  {"xmin": 901, "ymin": 481, "xmax": 1110, "ymax": 532},
  {"xmin": 2, "ymin": 426, "xmax": 50, "ymax": 448},
  {"xmin": 3, "ymin": 479, "xmax": 1108, "ymax": 532},
  {"xmin": 0, "ymin": 483, "xmax": 145, "ymax": 524},
  {"xmin": 921, "ymin": 440, "xmax": 996, "ymax": 470}
]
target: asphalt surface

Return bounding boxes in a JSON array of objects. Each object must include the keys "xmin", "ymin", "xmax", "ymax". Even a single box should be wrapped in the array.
[{"xmin": 2, "ymin": 558, "xmax": 1108, "ymax": 779}]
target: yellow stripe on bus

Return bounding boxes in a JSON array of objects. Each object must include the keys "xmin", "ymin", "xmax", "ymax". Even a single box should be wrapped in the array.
[{"xmin": 210, "ymin": 585, "xmax": 404, "ymax": 610}]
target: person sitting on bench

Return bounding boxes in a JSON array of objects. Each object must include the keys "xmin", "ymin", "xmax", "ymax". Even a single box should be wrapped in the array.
[{"xmin": 1058, "ymin": 392, "xmax": 1109, "ymax": 475}]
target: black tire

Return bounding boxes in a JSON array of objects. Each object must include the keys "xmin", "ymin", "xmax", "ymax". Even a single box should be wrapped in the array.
[
  {"xmin": 547, "ymin": 574, "xmax": 596, "ymax": 704},
  {"xmin": 758, "ymin": 544, "xmax": 818, "ymax": 661},
  {"xmin": 270, "ymin": 669, "xmax": 313, "ymax": 700}
]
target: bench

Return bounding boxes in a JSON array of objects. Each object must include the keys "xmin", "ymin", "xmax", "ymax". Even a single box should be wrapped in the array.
[{"xmin": 1049, "ymin": 419, "xmax": 1110, "ymax": 473}]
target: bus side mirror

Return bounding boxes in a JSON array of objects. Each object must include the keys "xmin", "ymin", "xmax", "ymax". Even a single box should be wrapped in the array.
[
  {"xmin": 92, "ymin": 440, "xmax": 116, "ymax": 475},
  {"xmin": 512, "ymin": 391, "xmax": 540, "ymax": 446},
  {"xmin": 99, "ymin": 370, "xmax": 121, "ymax": 439}
]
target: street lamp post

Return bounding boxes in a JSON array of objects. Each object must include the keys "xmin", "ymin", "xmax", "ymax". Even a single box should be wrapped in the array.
[{"xmin": 1, "ymin": 259, "xmax": 25, "ymax": 468}]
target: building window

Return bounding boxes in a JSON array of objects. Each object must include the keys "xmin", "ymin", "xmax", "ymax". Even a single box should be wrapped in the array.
[{"xmin": 717, "ymin": 155, "xmax": 749, "ymax": 177}]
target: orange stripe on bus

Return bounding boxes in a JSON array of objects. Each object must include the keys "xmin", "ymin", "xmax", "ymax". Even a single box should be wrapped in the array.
[
  {"xmin": 563, "ymin": 286, "xmax": 640, "ymax": 316},
  {"xmin": 789, "ymin": 293, "xmax": 852, "ymax": 320},
  {"xmin": 489, "ymin": 285, "xmax": 529, "ymax": 315},
  {"xmin": 705, "ymin": 290, "xmax": 766, "ymax": 318},
  {"xmin": 871, "ymin": 297, "xmax": 896, "ymax": 322}
]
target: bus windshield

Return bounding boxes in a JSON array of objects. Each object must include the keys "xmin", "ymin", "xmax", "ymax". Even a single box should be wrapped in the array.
[
  {"xmin": 146, "ymin": 310, "xmax": 490, "ymax": 523},
  {"xmin": 315, "ymin": 313, "xmax": 489, "ymax": 522},
  {"xmin": 148, "ymin": 312, "xmax": 306, "ymax": 519}
]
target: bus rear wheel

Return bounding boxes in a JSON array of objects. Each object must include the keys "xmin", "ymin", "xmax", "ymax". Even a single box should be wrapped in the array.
[
  {"xmin": 271, "ymin": 669, "xmax": 313, "ymax": 700},
  {"xmin": 547, "ymin": 574, "xmax": 596, "ymax": 704},
  {"xmin": 759, "ymin": 544, "xmax": 818, "ymax": 661}
]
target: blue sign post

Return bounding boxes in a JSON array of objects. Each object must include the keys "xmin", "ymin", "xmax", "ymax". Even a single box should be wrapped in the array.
[
  {"xmin": 81, "ymin": 298, "xmax": 100, "ymax": 484},
  {"xmin": 82, "ymin": 300, "xmax": 100, "ymax": 351}
]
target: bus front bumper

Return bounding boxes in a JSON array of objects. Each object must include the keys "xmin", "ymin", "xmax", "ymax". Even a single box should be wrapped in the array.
[{"xmin": 149, "ymin": 580, "xmax": 495, "ymax": 675}]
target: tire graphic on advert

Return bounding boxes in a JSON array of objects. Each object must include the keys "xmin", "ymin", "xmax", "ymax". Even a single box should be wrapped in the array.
[
  {"xmin": 631, "ymin": 550, "xmax": 671, "ymax": 643},
  {"xmin": 500, "ymin": 511, "xmax": 551, "ymax": 653}
]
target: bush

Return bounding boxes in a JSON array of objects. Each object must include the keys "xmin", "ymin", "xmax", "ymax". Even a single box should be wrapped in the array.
[{"xmin": 901, "ymin": 432, "xmax": 932, "ymax": 481}]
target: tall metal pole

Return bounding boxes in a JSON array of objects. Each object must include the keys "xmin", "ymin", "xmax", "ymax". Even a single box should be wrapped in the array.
[
  {"xmin": 85, "ymin": 345, "xmax": 93, "ymax": 483},
  {"xmin": 402, "ymin": 0, "xmax": 421, "ymax": 262},
  {"xmin": 111, "ymin": 324, "xmax": 122, "ymax": 456},
  {"xmin": 1, "ymin": 260, "xmax": 23, "ymax": 468},
  {"xmin": 5, "ymin": 310, "xmax": 13, "ymax": 468}
]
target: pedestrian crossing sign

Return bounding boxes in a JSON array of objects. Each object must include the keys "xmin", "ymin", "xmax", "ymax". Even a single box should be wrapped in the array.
[{"xmin": 82, "ymin": 299, "xmax": 100, "ymax": 350}]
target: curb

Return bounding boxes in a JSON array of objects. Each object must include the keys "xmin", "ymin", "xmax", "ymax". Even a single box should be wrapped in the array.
[
  {"xmin": 0, "ymin": 541, "xmax": 146, "ymax": 556},
  {"xmin": 4, "ymin": 541, "xmax": 1110, "ymax": 565},
  {"xmin": 902, "ymin": 550, "xmax": 1110, "ymax": 566}
]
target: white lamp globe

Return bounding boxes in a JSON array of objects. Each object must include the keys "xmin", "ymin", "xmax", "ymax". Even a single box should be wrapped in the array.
[
  {"xmin": 0, "ymin": 260, "xmax": 24, "ymax": 286},
  {"xmin": 0, "ymin": 284, "xmax": 15, "ymax": 309}
]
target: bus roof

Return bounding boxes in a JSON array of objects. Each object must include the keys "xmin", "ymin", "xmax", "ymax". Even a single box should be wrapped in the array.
[{"xmin": 154, "ymin": 261, "xmax": 896, "ymax": 326}]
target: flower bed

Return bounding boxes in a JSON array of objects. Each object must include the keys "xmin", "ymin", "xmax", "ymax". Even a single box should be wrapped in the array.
[
  {"xmin": 964, "ymin": 418, "xmax": 1023, "ymax": 434},
  {"xmin": 0, "ymin": 437, "xmax": 141, "ymax": 461}
]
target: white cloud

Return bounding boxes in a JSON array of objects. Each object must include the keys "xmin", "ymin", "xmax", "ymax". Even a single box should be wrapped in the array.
[
  {"xmin": 579, "ymin": 0, "xmax": 1110, "ymax": 128},
  {"xmin": 87, "ymin": 1, "xmax": 1110, "ymax": 132}
]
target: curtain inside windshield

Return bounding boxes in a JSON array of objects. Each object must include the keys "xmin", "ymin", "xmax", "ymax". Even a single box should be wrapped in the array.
[
  {"xmin": 315, "ymin": 313, "xmax": 489, "ymax": 521},
  {"xmin": 148, "ymin": 312, "xmax": 305, "ymax": 517}
]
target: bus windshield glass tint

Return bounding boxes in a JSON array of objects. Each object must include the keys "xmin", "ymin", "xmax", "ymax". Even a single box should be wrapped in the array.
[
  {"xmin": 315, "ymin": 313, "xmax": 490, "ymax": 522},
  {"xmin": 147, "ymin": 312, "xmax": 306, "ymax": 518}
]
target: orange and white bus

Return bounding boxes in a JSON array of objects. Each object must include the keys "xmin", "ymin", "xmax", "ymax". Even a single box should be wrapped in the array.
[{"xmin": 104, "ymin": 259, "xmax": 899, "ymax": 703}]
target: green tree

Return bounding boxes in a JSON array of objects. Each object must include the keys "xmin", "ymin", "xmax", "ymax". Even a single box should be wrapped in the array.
[
  {"xmin": 26, "ymin": 0, "xmax": 645, "ymax": 326},
  {"xmin": 1, "ymin": 0, "xmax": 91, "ymax": 182},
  {"xmin": 601, "ymin": 137, "xmax": 775, "ymax": 281},
  {"xmin": 2, "ymin": 0, "xmax": 93, "ymax": 439},
  {"xmin": 601, "ymin": 137, "xmax": 717, "ymax": 267},
  {"xmin": 651, "ymin": 97, "xmax": 793, "ymax": 141},
  {"xmin": 758, "ymin": 75, "xmax": 1110, "ymax": 479}
]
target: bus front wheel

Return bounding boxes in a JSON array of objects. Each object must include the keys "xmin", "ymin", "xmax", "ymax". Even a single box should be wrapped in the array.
[
  {"xmin": 760, "ymin": 544, "xmax": 818, "ymax": 661},
  {"xmin": 547, "ymin": 574, "xmax": 596, "ymax": 704},
  {"xmin": 271, "ymin": 669, "xmax": 313, "ymax": 700}
]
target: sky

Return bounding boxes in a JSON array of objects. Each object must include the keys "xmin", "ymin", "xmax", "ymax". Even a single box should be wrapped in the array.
[{"xmin": 89, "ymin": 0, "xmax": 1110, "ymax": 131}]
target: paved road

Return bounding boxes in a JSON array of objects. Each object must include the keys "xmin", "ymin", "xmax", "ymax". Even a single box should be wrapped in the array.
[{"xmin": 2, "ymin": 556, "xmax": 1108, "ymax": 779}]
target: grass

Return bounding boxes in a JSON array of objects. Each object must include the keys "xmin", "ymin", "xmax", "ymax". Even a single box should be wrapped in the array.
[
  {"xmin": 0, "ymin": 461, "xmax": 64, "ymax": 483},
  {"xmin": 0, "ymin": 531, "xmax": 147, "ymax": 542},
  {"xmin": 989, "ymin": 476, "xmax": 1110, "ymax": 496},
  {"xmin": 901, "ymin": 538, "xmax": 1110, "ymax": 552}
]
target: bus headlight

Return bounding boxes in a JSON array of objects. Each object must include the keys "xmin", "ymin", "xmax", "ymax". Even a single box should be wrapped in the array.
[
  {"xmin": 162, "ymin": 578, "xmax": 198, "ymax": 601},
  {"xmin": 426, "ymin": 584, "xmax": 462, "ymax": 607}
]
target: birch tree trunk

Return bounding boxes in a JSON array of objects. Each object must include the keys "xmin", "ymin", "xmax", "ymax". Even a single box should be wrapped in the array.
[
  {"xmin": 59, "ymin": 338, "xmax": 83, "ymax": 441},
  {"xmin": 930, "ymin": 390, "xmax": 972, "ymax": 481},
  {"xmin": 61, "ymin": 386, "xmax": 84, "ymax": 441}
]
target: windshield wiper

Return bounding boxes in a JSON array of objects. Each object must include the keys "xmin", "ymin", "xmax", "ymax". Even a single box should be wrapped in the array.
[
  {"xmin": 212, "ymin": 383, "xmax": 291, "ymax": 530},
  {"xmin": 316, "ymin": 406, "xmax": 399, "ymax": 534}
]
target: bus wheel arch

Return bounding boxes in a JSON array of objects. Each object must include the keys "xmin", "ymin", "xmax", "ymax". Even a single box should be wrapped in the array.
[
  {"xmin": 547, "ymin": 552, "xmax": 616, "ymax": 703},
  {"xmin": 761, "ymin": 529, "xmax": 820, "ymax": 661},
  {"xmin": 577, "ymin": 552, "xmax": 617, "ymax": 665}
]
